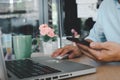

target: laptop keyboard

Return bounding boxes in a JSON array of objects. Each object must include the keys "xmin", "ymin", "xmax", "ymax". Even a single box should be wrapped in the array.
[{"xmin": 5, "ymin": 59, "xmax": 61, "ymax": 79}]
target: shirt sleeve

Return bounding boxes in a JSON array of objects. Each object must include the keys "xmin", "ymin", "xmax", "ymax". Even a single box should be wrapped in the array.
[{"xmin": 85, "ymin": 1, "xmax": 107, "ymax": 42}]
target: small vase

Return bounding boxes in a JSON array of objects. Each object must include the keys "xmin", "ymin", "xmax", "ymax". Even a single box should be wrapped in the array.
[{"xmin": 41, "ymin": 40, "xmax": 58, "ymax": 55}]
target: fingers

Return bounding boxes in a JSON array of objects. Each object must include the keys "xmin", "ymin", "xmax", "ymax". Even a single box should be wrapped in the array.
[
  {"xmin": 90, "ymin": 42, "xmax": 108, "ymax": 50},
  {"xmin": 60, "ymin": 49, "xmax": 72, "ymax": 56},
  {"xmin": 68, "ymin": 53, "xmax": 76, "ymax": 59},
  {"xmin": 51, "ymin": 48, "xmax": 63, "ymax": 57},
  {"xmin": 80, "ymin": 49, "xmax": 97, "ymax": 60},
  {"xmin": 76, "ymin": 43, "xmax": 101, "ymax": 59},
  {"xmin": 51, "ymin": 47, "xmax": 72, "ymax": 57}
]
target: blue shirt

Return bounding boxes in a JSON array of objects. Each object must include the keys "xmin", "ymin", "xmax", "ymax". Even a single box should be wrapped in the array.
[{"xmin": 86, "ymin": 0, "xmax": 120, "ymax": 43}]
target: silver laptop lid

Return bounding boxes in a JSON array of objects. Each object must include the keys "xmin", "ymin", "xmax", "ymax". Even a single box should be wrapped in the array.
[{"xmin": 0, "ymin": 29, "xmax": 8, "ymax": 80}]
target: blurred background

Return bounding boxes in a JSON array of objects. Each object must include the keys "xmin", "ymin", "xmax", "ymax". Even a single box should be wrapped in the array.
[{"xmin": 0, "ymin": 0, "xmax": 103, "ymax": 59}]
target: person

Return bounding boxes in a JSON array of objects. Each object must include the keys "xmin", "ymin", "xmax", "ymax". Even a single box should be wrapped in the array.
[{"xmin": 52, "ymin": 0, "xmax": 120, "ymax": 62}]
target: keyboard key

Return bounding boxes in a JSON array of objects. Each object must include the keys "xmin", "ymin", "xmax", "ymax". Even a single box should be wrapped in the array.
[{"xmin": 6, "ymin": 59, "xmax": 61, "ymax": 79}]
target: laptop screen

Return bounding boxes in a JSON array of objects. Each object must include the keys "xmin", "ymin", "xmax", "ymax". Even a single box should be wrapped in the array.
[{"xmin": 0, "ymin": 29, "xmax": 8, "ymax": 80}]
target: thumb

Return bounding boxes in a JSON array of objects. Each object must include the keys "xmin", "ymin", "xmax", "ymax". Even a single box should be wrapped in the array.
[{"xmin": 90, "ymin": 42, "xmax": 106, "ymax": 50}]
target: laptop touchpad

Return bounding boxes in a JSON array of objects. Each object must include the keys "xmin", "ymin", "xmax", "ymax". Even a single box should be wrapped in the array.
[{"xmin": 46, "ymin": 60, "xmax": 62, "ymax": 63}]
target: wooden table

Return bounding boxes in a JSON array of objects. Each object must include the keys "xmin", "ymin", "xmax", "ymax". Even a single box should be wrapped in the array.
[{"xmin": 68, "ymin": 55, "xmax": 120, "ymax": 80}]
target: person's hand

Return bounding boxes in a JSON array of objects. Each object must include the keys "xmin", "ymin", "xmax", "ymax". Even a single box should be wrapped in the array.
[
  {"xmin": 77, "ymin": 41, "xmax": 120, "ymax": 62},
  {"xmin": 51, "ymin": 45, "xmax": 82, "ymax": 59}
]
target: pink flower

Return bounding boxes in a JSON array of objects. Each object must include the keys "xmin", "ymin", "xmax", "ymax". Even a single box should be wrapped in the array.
[
  {"xmin": 47, "ymin": 29, "xmax": 56, "ymax": 37},
  {"xmin": 39, "ymin": 24, "xmax": 57, "ymax": 42},
  {"xmin": 39, "ymin": 24, "xmax": 56, "ymax": 37},
  {"xmin": 39, "ymin": 24, "xmax": 52, "ymax": 35}
]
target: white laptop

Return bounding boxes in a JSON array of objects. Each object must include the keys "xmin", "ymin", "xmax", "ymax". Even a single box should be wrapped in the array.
[{"xmin": 0, "ymin": 39, "xmax": 96, "ymax": 80}]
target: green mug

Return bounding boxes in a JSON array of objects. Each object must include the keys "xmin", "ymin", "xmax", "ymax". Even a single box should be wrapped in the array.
[{"xmin": 13, "ymin": 35, "xmax": 32, "ymax": 60}]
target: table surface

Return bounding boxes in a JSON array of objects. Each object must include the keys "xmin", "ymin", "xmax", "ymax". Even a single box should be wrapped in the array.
[{"xmin": 68, "ymin": 55, "xmax": 120, "ymax": 80}]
